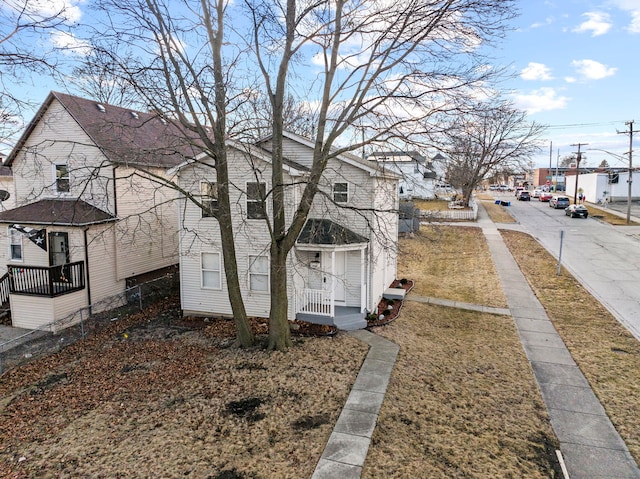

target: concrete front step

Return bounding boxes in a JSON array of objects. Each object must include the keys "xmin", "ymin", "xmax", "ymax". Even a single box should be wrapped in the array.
[
  {"xmin": 336, "ymin": 318, "xmax": 368, "ymax": 331},
  {"xmin": 383, "ymin": 288, "xmax": 406, "ymax": 300}
]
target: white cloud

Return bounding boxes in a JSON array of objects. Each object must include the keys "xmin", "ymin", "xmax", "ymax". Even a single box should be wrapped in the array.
[
  {"xmin": 609, "ymin": 0, "xmax": 640, "ymax": 33},
  {"xmin": 51, "ymin": 31, "xmax": 92, "ymax": 56},
  {"xmin": 571, "ymin": 59, "xmax": 617, "ymax": 80},
  {"xmin": 5, "ymin": 0, "xmax": 84, "ymax": 24},
  {"xmin": 573, "ymin": 12, "xmax": 612, "ymax": 36},
  {"xmin": 530, "ymin": 16, "xmax": 555, "ymax": 29},
  {"xmin": 512, "ymin": 87, "xmax": 569, "ymax": 114},
  {"xmin": 520, "ymin": 62, "xmax": 553, "ymax": 81},
  {"xmin": 630, "ymin": 11, "xmax": 640, "ymax": 33}
]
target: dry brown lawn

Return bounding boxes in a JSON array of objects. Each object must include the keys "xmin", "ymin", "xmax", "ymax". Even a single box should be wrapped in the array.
[
  {"xmin": 585, "ymin": 203, "xmax": 639, "ymax": 225},
  {"xmin": 0, "ymin": 301, "xmax": 368, "ymax": 478},
  {"xmin": 502, "ymin": 230, "xmax": 640, "ymax": 463},
  {"xmin": 1, "ymin": 223, "xmax": 589, "ymax": 479},
  {"xmin": 399, "ymin": 226, "xmax": 507, "ymax": 308},
  {"xmin": 412, "ymin": 199, "xmax": 452, "ymax": 211},
  {"xmin": 363, "ymin": 302, "xmax": 559, "ymax": 478},
  {"xmin": 480, "ymin": 200, "xmax": 517, "ymax": 224}
]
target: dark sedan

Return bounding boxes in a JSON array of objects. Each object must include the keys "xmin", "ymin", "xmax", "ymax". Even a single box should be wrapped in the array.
[{"xmin": 565, "ymin": 204, "xmax": 589, "ymax": 218}]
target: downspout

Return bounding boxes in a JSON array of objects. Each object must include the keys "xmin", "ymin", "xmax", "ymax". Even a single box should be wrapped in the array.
[
  {"xmin": 112, "ymin": 166, "xmax": 118, "ymax": 217},
  {"xmin": 83, "ymin": 228, "xmax": 92, "ymax": 314}
]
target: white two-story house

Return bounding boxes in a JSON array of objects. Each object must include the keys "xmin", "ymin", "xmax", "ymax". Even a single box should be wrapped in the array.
[
  {"xmin": 0, "ymin": 92, "xmax": 196, "ymax": 330},
  {"xmin": 368, "ymin": 150, "xmax": 438, "ymax": 200},
  {"xmin": 172, "ymin": 131, "xmax": 400, "ymax": 330}
]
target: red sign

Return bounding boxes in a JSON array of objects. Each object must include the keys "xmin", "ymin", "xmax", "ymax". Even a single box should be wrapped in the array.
[{"xmin": 546, "ymin": 180, "xmax": 551, "ymax": 185}]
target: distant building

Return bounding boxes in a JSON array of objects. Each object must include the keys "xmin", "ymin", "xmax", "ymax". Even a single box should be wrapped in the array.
[{"xmin": 368, "ymin": 151, "xmax": 438, "ymax": 199}]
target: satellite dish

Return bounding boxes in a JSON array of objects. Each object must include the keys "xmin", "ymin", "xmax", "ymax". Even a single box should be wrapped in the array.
[{"xmin": 0, "ymin": 190, "xmax": 9, "ymax": 202}]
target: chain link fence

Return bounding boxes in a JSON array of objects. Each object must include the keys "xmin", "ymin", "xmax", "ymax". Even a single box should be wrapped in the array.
[{"xmin": 0, "ymin": 272, "xmax": 179, "ymax": 374}]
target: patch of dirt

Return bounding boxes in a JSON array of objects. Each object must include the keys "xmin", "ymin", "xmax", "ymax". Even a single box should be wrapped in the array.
[{"xmin": 366, "ymin": 279, "xmax": 414, "ymax": 328}]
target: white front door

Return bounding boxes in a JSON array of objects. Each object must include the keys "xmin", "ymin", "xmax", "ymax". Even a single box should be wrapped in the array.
[{"xmin": 323, "ymin": 251, "xmax": 346, "ymax": 303}]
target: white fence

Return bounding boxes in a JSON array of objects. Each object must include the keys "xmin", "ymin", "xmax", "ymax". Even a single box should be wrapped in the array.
[{"xmin": 420, "ymin": 199, "xmax": 478, "ymax": 221}]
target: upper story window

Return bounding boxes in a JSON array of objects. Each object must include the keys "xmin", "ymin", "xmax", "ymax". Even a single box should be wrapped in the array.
[
  {"xmin": 201, "ymin": 252, "xmax": 221, "ymax": 289},
  {"xmin": 246, "ymin": 182, "xmax": 267, "ymax": 219},
  {"xmin": 333, "ymin": 182, "xmax": 348, "ymax": 203},
  {"xmin": 55, "ymin": 164, "xmax": 70, "ymax": 193},
  {"xmin": 248, "ymin": 255, "xmax": 269, "ymax": 292},
  {"xmin": 9, "ymin": 228, "xmax": 22, "ymax": 261},
  {"xmin": 200, "ymin": 181, "xmax": 218, "ymax": 218}
]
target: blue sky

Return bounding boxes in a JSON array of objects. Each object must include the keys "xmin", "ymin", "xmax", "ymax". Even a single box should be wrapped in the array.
[
  {"xmin": 3, "ymin": 0, "xmax": 639, "ymax": 168},
  {"xmin": 501, "ymin": 0, "xmax": 640, "ymax": 168}
]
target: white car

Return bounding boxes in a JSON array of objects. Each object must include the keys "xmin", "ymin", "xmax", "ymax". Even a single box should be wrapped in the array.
[{"xmin": 533, "ymin": 188, "xmax": 543, "ymax": 198}]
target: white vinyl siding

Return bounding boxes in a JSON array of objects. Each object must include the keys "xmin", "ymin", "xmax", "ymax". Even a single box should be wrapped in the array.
[
  {"xmin": 114, "ymin": 166, "xmax": 179, "ymax": 280},
  {"xmin": 248, "ymin": 255, "xmax": 269, "ymax": 292},
  {"xmin": 201, "ymin": 252, "xmax": 221, "ymax": 289}
]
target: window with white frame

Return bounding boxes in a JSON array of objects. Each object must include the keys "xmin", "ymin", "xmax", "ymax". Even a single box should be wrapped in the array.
[
  {"xmin": 200, "ymin": 181, "xmax": 218, "ymax": 218},
  {"xmin": 55, "ymin": 164, "xmax": 70, "ymax": 193},
  {"xmin": 248, "ymin": 255, "xmax": 269, "ymax": 292},
  {"xmin": 201, "ymin": 252, "xmax": 221, "ymax": 289},
  {"xmin": 246, "ymin": 182, "xmax": 267, "ymax": 219},
  {"xmin": 9, "ymin": 228, "xmax": 22, "ymax": 261},
  {"xmin": 333, "ymin": 182, "xmax": 348, "ymax": 203}
]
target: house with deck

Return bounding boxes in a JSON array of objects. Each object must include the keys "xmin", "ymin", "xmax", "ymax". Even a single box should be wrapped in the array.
[
  {"xmin": 0, "ymin": 92, "xmax": 196, "ymax": 330},
  {"xmin": 172, "ymin": 131, "xmax": 400, "ymax": 330}
]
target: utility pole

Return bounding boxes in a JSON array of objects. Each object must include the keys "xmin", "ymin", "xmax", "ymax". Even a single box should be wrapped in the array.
[
  {"xmin": 571, "ymin": 142, "xmax": 588, "ymax": 204},
  {"xmin": 618, "ymin": 121, "xmax": 638, "ymax": 224}
]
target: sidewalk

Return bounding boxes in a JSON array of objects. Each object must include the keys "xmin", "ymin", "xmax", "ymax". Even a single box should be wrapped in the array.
[
  {"xmin": 310, "ymin": 201, "xmax": 640, "ymax": 478},
  {"xmin": 477, "ymin": 202, "xmax": 640, "ymax": 478}
]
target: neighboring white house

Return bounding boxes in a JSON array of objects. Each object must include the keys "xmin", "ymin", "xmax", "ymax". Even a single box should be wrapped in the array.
[
  {"xmin": 172, "ymin": 131, "xmax": 400, "ymax": 331},
  {"xmin": 0, "ymin": 92, "xmax": 197, "ymax": 330},
  {"xmin": 565, "ymin": 169, "xmax": 640, "ymax": 204},
  {"xmin": 368, "ymin": 151, "xmax": 438, "ymax": 200}
]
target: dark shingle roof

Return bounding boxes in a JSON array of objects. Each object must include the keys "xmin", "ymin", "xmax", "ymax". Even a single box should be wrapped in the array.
[
  {"xmin": 6, "ymin": 91, "xmax": 202, "ymax": 168},
  {"xmin": 297, "ymin": 219, "xmax": 368, "ymax": 245},
  {"xmin": 0, "ymin": 199, "xmax": 116, "ymax": 226}
]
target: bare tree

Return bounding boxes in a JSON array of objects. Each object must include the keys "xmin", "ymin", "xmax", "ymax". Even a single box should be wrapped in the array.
[
  {"xmin": 440, "ymin": 101, "xmax": 545, "ymax": 206},
  {"xmin": 1, "ymin": 0, "xmax": 79, "ymax": 147},
  {"xmin": 86, "ymin": 0, "xmax": 519, "ymax": 350},
  {"xmin": 69, "ymin": 48, "xmax": 142, "ymax": 108}
]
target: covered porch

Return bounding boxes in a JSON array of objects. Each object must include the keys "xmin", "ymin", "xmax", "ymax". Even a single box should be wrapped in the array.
[{"xmin": 294, "ymin": 219, "xmax": 369, "ymax": 331}]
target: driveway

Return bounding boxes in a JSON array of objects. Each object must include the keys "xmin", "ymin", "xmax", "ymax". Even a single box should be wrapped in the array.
[{"xmin": 495, "ymin": 194, "xmax": 640, "ymax": 340}]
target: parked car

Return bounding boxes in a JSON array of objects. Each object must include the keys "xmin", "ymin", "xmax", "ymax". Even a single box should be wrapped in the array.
[
  {"xmin": 549, "ymin": 195, "xmax": 570, "ymax": 209},
  {"xmin": 515, "ymin": 187, "xmax": 524, "ymax": 197},
  {"xmin": 538, "ymin": 191, "xmax": 553, "ymax": 202},
  {"xmin": 532, "ymin": 188, "xmax": 543, "ymax": 198},
  {"xmin": 565, "ymin": 204, "xmax": 589, "ymax": 218},
  {"xmin": 518, "ymin": 191, "xmax": 531, "ymax": 201}
]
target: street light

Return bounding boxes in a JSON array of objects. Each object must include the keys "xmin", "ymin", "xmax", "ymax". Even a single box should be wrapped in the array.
[{"xmin": 588, "ymin": 148, "xmax": 632, "ymax": 224}]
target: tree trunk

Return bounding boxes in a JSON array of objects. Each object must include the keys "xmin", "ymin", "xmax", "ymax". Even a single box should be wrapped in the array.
[{"xmin": 268, "ymin": 241, "xmax": 292, "ymax": 351}]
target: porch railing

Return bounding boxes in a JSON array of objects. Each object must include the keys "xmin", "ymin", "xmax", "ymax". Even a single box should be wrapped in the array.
[
  {"xmin": 0, "ymin": 272, "xmax": 10, "ymax": 306},
  {"xmin": 296, "ymin": 288, "xmax": 333, "ymax": 317},
  {"xmin": 8, "ymin": 261, "xmax": 85, "ymax": 298}
]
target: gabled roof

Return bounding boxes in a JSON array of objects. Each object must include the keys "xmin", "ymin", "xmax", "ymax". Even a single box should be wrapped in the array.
[
  {"xmin": 0, "ymin": 199, "xmax": 116, "ymax": 226},
  {"xmin": 296, "ymin": 218, "xmax": 368, "ymax": 246},
  {"xmin": 369, "ymin": 151, "xmax": 429, "ymax": 163},
  {"xmin": 5, "ymin": 91, "xmax": 201, "ymax": 168},
  {"xmin": 257, "ymin": 131, "xmax": 399, "ymax": 179},
  {"xmin": 168, "ymin": 139, "xmax": 310, "ymax": 177}
]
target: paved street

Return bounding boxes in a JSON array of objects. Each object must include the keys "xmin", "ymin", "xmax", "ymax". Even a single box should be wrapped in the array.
[{"xmin": 495, "ymin": 193, "xmax": 640, "ymax": 340}]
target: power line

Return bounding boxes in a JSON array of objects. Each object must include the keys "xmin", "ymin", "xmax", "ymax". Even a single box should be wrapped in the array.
[{"xmin": 544, "ymin": 121, "xmax": 627, "ymax": 130}]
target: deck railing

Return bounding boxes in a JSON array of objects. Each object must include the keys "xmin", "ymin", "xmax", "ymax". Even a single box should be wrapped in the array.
[
  {"xmin": 8, "ymin": 261, "xmax": 85, "ymax": 298},
  {"xmin": 0, "ymin": 272, "xmax": 10, "ymax": 306},
  {"xmin": 296, "ymin": 288, "xmax": 333, "ymax": 316}
]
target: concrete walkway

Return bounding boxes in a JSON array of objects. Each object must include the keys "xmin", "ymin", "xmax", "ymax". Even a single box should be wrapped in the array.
[
  {"xmin": 311, "ymin": 330, "xmax": 399, "ymax": 479},
  {"xmin": 477, "ymin": 202, "xmax": 640, "ymax": 479}
]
